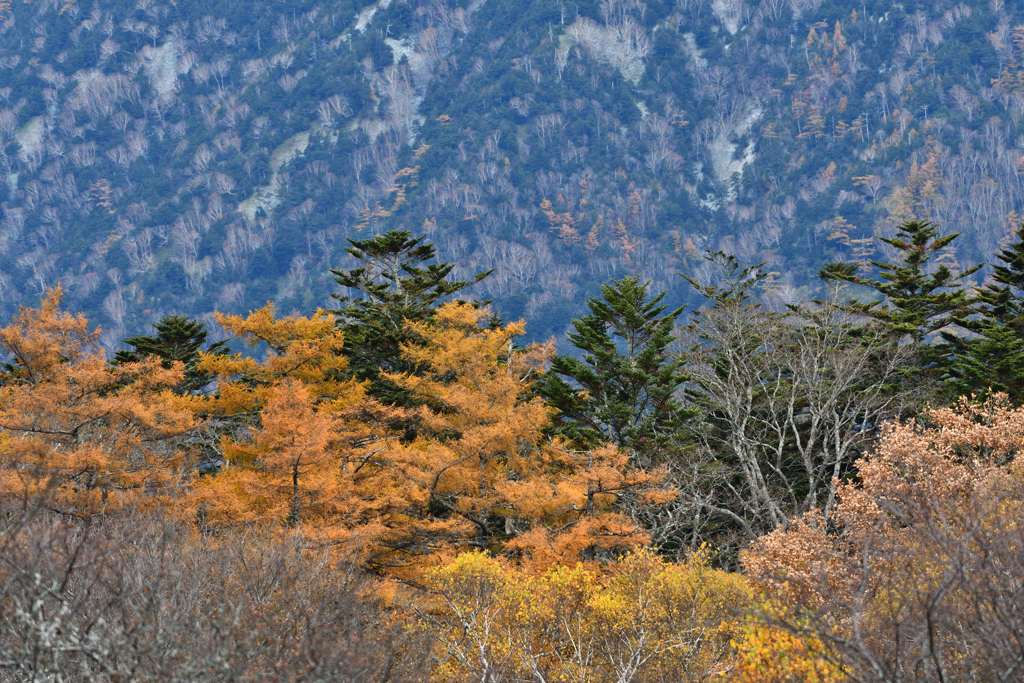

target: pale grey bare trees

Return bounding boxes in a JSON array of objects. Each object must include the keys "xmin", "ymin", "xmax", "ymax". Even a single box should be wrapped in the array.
[
  {"xmin": 644, "ymin": 261, "xmax": 927, "ymax": 559},
  {"xmin": 0, "ymin": 513, "xmax": 431, "ymax": 682},
  {"xmin": 684, "ymin": 295, "xmax": 916, "ymax": 537}
]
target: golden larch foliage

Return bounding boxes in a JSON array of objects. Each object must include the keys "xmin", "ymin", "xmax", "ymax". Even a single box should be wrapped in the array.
[
  {"xmin": 0, "ymin": 289, "xmax": 195, "ymax": 516},
  {"xmin": 190, "ymin": 304, "xmax": 373, "ymax": 540},
  {"xmin": 180, "ymin": 302, "xmax": 670, "ymax": 577},
  {"xmin": 192, "ymin": 379, "xmax": 367, "ymax": 537},
  {"xmin": 363, "ymin": 302, "xmax": 671, "ymax": 576},
  {"xmin": 196, "ymin": 303, "xmax": 357, "ymax": 413}
]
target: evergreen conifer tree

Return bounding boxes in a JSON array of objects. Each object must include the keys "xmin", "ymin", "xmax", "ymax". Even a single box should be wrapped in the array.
[
  {"xmin": 538, "ymin": 276, "xmax": 692, "ymax": 462},
  {"xmin": 329, "ymin": 230, "xmax": 490, "ymax": 405},
  {"xmin": 682, "ymin": 251, "xmax": 768, "ymax": 305},
  {"xmin": 819, "ymin": 220, "xmax": 981, "ymax": 345},
  {"xmin": 113, "ymin": 314, "xmax": 228, "ymax": 394},
  {"xmin": 942, "ymin": 224, "xmax": 1024, "ymax": 401}
]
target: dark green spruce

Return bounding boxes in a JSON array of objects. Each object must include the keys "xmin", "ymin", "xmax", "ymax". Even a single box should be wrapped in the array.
[
  {"xmin": 819, "ymin": 220, "xmax": 981, "ymax": 346},
  {"xmin": 330, "ymin": 230, "xmax": 490, "ymax": 406},
  {"xmin": 538, "ymin": 276, "xmax": 693, "ymax": 463},
  {"xmin": 113, "ymin": 314, "xmax": 228, "ymax": 394},
  {"xmin": 815, "ymin": 222, "xmax": 983, "ymax": 376},
  {"xmin": 942, "ymin": 223, "xmax": 1024, "ymax": 401}
]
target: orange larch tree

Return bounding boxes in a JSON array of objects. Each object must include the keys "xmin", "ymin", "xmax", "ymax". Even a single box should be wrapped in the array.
[
  {"xmin": 362, "ymin": 302, "xmax": 673, "ymax": 576},
  {"xmin": 195, "ymin": 303, "xmax": 356, "ymax": 413},
  {"xmin": 189, "ymin": 304, "xmax": 386, "ymax": 540},
  {"xmin": 0, "ymin": 289, "xmax": 195, "ymax": 516},
  {"xmin": 191, "ymin": 302, "xmax": 671, "ymax": 576},
  {"xmin": 192, "ymin": 379, "xmax": 363, "ymax": 533}
]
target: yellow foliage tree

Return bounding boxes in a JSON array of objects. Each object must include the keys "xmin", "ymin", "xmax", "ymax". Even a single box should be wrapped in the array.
[
  {"xmin": 424, "ymin": 547, "xmax": 749, "ymax": 683},
  {"xmin": 885, "ymin": 146, "xmax": 943, "ymax": 224},
  {"xmin": 729, "ymin": 616, "xmax": 845, "ymax": 683},
  {"xmin": 991, "ymin": 24, "xmax": 1024, "ymax": 95},
  {"xmin": 540, "ymin": 197, "xmax": 583, "ymax": 245}
]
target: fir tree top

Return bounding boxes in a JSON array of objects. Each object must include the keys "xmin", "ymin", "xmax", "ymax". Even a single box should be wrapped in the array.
[
  {"xmin": 819, "ymin": 220, "xmax": 981, "ymax": 343},
  {"xmin": 329, "ymin": 230, "xmax": 491, "ymax": 405},
  {"xmin": 941, "ymin": 223, "xmax": 1024, "ymax": 402},
  {"xmin": 539, "ymin": 276, "xmax": 692, "ymax": 459},
  {"xmin": 977, "ymin": 223, "xmax": 1024, "ymax": 325},
  {"xmin": 331, "ymin": 231, "xmax": 491, "ymax": 327},
  {"xmin": 113, "ymin": 314, "xmax": 228, "ymax": 394}
]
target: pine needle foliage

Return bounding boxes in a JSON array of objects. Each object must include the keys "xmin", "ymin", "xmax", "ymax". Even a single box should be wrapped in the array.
[
  {"xmin": 819, "ymin": 220, "xmax": 981, "ymax": 344},
  {"xmin": 113, "ymin": 314, "xmax": 228, "ymax": 394},
  {"xmin": 538, "ymin": 276, "xmax": 693, "ymax": 462},
  {"xmin": 330, "ymin": 230, "xmax": 490, "ymax": 406},
  {"xmin": 942, "ymin": 223, "xmax": 1024, "ymax": 401}
]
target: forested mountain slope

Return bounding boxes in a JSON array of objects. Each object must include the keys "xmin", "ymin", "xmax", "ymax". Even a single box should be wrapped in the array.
[{"xmin": 0, "ymin": 0, "xmax": 1020, "ymax": 342}]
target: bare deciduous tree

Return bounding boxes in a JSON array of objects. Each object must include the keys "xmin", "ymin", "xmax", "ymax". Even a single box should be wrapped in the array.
[
  {"xmin": 660, "ymin": 270, "xmax": 926, "ymax": 559},
  {"xmin": 0, "ymin": 513, "xmax": 432, "ymax": 682}
]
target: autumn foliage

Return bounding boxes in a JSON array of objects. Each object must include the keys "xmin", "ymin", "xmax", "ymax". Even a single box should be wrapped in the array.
[
  {"xmin": 5, "ymin": 290, "xmax": 1024, "ymax": 680},
  {"xmin": 740, "ymin": 395, "xmax": 1024, "ymax": 681},
  {"xmin": 365, "ymin": 302, "xmax": 672, "ymax": 574},
  {"xmin": 180, "ymin": 300, "xmax": 671, "ymax": 576},
  {"xmin": 0, "ymin": 289, "xmax": 194, "ymax": 516},
  {"xmin": 188, "ymin": 304, "xmax": 372, "ymax": 539},
  {"xmin": 423, "ymin": 547, "xmax": 748, "ymax": 683}
]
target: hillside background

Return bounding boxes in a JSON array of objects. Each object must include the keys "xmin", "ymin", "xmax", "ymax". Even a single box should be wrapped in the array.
[{"xmin": 1, "ymin": 0, "xmax": 1021, "ymax": 344}]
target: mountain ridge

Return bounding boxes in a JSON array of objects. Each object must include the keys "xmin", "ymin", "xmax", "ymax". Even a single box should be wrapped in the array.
[{"xmin": 0, "ymin": 0, "xmax": 1020, "ymax": 344}]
